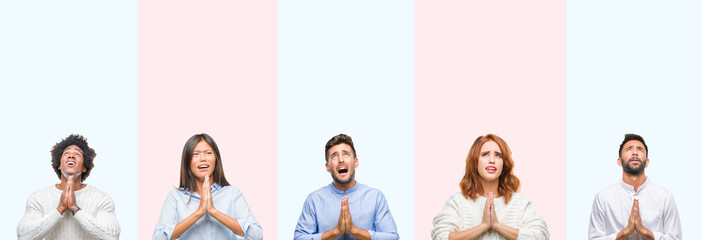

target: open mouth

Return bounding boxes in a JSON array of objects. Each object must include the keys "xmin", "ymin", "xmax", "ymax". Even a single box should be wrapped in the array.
[
  {"xmin": 486, "ymin": 166, "xmax": 497, "ymax": 173},
  {"xmin": 338, "ymin": 166, "xmax": 348, "ymax": 174},
  {"xmin": 197, "ymin": 164, "xmax": 210, "ymax": 171},
  {"xmin": 66, "ymin": 161, "xmax": 76, "ymax": 167}
]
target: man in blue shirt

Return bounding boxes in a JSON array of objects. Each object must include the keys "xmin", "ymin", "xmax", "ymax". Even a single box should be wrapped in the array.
[{"xmin": 294, "ymin": 134, "xmax": 399, "ymax": 240}]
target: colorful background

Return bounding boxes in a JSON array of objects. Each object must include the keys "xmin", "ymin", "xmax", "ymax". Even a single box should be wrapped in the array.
[{"xmin": 2, "ymin": 0, "xmax": 700, "ymax": 239}]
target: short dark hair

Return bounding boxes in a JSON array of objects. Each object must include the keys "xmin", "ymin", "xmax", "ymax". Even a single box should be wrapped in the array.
[
  {"xmin": 179, "ymin": 133, "xmax": 230, "ymax": 192},
  {"xmin": 619, "ymin": 133, "xmax": 648, "ymax": 158},
  {"xmin": 324, "ymin": 134, "xmax": 357, "ymax": 162},
  {"xmin": 51, "ymin": 134, "xmax": 96, "ymax": 182}
]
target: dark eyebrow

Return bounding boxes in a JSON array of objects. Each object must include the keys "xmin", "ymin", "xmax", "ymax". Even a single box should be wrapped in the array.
[{"xmin": 64, "ymin": 147, "xmax": 83, "ymax": 153}]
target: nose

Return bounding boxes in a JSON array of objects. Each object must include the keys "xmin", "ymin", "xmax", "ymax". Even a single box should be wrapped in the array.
[{"xmin": 489, "ymin": 155, "xmax": 496, "ymax": 163}]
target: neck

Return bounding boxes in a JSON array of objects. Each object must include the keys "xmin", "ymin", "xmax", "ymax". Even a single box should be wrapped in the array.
[
  {"xmin": 194, "ymin": 177, "xmax": 213, "ymax": 195},
  {"xmin": 58, "ymin": 175, "xmax": 84, "ymax": 190},
  {"xmin": 622, "ymin": 172, "xmax": 646, "ymax": 192},
  {"xmin": 333, "ymin": 180, "xmax": 356, "ymax": 191},
  {"xmin": 481, "ymin": 179, "xmax": 500, "ymax": 197}
]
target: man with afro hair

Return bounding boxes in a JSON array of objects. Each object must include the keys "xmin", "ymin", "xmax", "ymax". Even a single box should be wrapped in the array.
[{"xmin": 18, "ymin": 134, "xmax": 120, "ymax": 240}]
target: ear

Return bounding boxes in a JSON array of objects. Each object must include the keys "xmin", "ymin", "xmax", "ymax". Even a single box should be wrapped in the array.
[
  {"xmin": 645, "ymin": 158, "xmax": 650, "ymax": 168},
  {"xmin": 354, "ymin": 158, "xmax": 359, "ymax": 168},
  {"xmin": 617, "ymin": 158, "xmax": 622, "ymax": 167},
  {"xmin": 325, "ymin": 162, "xmax": 331, "ymax": 173}
]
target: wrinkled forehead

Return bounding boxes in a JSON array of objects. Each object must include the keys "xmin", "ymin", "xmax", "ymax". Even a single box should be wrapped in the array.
[
  {"xmin": 623, "ymin": 140, "xmax": 646, "ymax": 151},
  {"xmin": 328, "ymin": 143, "xmax": 353, "ymax": 155},
  {"xmin": 480, "ymin": 140, "xmax": 501, "ymax": 152},
  {"xmin": 63, "ymin": 145, "xmax": 83, "ymax": 153}
]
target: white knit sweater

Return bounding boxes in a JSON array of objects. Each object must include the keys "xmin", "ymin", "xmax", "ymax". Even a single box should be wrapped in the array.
[
  {"xmin": 17, "ymin": 184, "xmax": 120, "ymax": 240},
  {"xmin": 432, "ymin": 192, "xmax": 549, "ymax": 240}
]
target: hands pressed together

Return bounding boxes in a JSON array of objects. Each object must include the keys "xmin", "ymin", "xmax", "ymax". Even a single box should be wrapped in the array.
[
  {"xmin": 618, "ymin": 199, "xmax": 654, "ymax": 240},
  {"xmin": 480, "ymin": 192, "xmax": 500, "ymax": 230},
  {"xmin": 196, "ymin": 175, "xmax": 218, "ymax": 216},
  {"xmin": 322, "ymin": 196, "xmax": 370, "ymax": 240},
  {"xmin": 57, "ymin": 174, "xmax": 79, "ymax": 215},
  {"xmin": 336, "ymin": 197, "xmax": 358, "ymax": 235}
]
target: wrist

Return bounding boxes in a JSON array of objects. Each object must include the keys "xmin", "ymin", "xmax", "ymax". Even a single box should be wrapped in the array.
[
  {"xmin": 333, "ymin": 227, "xmax": 343, "ymax": 237},
  {"xmin": 70, "ymin": 205, "xmax": 81, "ymax": 215},
  {"xmin": 57, "ymin": 206, "xmax": 66, "ymax": 214}
]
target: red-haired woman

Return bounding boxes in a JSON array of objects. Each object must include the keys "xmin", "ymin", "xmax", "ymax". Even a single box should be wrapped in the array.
[{"xmin": 432, "ymin": 134, "xmax": 549, "ymax": 240}]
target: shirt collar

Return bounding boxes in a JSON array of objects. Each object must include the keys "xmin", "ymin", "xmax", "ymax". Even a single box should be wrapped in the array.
[
  {"xmin": 183, "ymin": 183, "xmax": 223, "ymax": 198},
  {"xmin": 329, "ymin": 181, "xmax": 359, "ymax": 195},
  {"xmin": 619, "ymin": 176, "xmax": 649, "ymax": 194}
]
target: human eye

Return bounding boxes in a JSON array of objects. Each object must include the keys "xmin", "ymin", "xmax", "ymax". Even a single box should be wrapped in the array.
[
  {"xmin": 75, "ymin": 152, "xmax": 81, "ymax": 156},
  {"xmin": 193, "ymin": 152, "xmax": 199, "ymax": 156},
  {"xmin": 496, "ymin": 152, "xmax": 502, "ymax": 158},
  {"xmin": 481, "ymin": 152, "xmax": 488, "ymax": 157},
  {"xmin": 64, "ymin": 152, "xmax": 70, "ymax": 155}
]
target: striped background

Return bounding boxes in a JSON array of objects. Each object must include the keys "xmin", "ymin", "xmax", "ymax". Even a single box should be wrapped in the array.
[{"xmin": 2, "ymin": 0, "xmax": 700, "ymax": 239}]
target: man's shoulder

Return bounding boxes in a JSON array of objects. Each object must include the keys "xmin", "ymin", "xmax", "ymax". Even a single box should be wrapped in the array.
[
  {"xmin": 304, "ymin": 184, "xmax": 333, "ymax": 200},
  {"xmin": 80, "ymin": 185, "xmax": 116, "ymax": 201},
  {"xmin": 595, "ymin": 181, "xmax": 621, "ymax": 196},
  {"xmin": 27, "ymin": 185, "xmax": 59, "ymax": 199}
]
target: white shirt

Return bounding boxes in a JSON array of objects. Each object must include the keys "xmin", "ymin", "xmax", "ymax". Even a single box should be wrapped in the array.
[
  {"xmin": 432, "ymin": 192, "xmax": 549, "ymax": 240},
  {"xmin": 589, "ymin": 177, "xmax": 682, "ymax": 240},
  {"xmin": 17, "ymin": 184, "xmax": 120, "ymax": 240}
]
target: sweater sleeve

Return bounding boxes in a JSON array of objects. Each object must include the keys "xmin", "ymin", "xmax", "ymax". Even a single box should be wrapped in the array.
[
  {"xmin": 431, "ymin": 195, "xmax": 462, "ymax": 240},
  {"xmin": 17, "ymin": 192, "xmax": 63, "ymax": 240},
  {"xmin": 73, "ymin": 192, "xmax": 120, "ymax": 240},
  {"xmin": 516, "ymin": 198, "xmax": 550, "ymax": 240}
]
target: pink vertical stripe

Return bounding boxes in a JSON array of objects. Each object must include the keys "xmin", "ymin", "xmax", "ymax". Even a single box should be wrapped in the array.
[
  {"xmin": 415, "ymin": 0, "xmax": 566, "ymax": 239},
  {"xmin": 138, "ymin": 1, "xmax": 277, "ymax": 239}
]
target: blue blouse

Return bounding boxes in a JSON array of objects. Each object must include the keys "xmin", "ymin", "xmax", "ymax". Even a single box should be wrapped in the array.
[{"xmin": 153, "ymin": 183, "xmax": 263, "ymax": 240}]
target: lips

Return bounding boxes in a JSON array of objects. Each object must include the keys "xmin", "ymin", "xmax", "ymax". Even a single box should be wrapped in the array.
[
  {"xmin": 486, "ymin": 166, "xmax": 497, "ymax": 173},
  {"xmin": 66, "ymin": 161, "xmax": 76, "ymax": 167},
  {"xmin": 197, "ymin": 164, "xmax": 210, "ymax": 171},
  {"xmin": 338, "ymin": 166, "xmax": 348, "ymax": 174}
]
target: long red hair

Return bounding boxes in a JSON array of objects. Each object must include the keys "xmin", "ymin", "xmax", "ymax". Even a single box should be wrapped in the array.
[{"xmin": 460, "ymin": 134, "xmax": 520, "ymax": 203}]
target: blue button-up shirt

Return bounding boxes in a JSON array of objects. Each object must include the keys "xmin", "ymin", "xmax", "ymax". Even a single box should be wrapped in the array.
[
  {"xmin": 294, "ymin": 182, "xmax": 399, "ymax": 240},
  {"xmin": 153, "ymin": 183, "xmax": 263, "ymax": 240}
]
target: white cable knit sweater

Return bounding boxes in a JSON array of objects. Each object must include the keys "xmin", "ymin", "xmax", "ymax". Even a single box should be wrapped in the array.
[
  {"xmin": 432, "ymin": 192, "xmax": 549, "ymax": 240},
  {"xmin": 17, "ymin": 184, "xmax": 120, "ymax": 240}
]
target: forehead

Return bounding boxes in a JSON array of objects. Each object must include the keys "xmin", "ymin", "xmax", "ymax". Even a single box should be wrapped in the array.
[
  {"xmin": 623, "ymin": 140, "xmax": 645, "ymax": 150},
  {"xmin": 328, "ymin": 143, "xmax": 353, "ymax": 155},
  {"xmin": 194, "ymin": 140, "xmax": 213, "ymax": 150},
  {"xmin": 63, "ymin": 145, "xmax": 83, "ymax": 152},
  {"xmin": 480, "ymin": 141, "xmax": 500, "ymax": 152}
]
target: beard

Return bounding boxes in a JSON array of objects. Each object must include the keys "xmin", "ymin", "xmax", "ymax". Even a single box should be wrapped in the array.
[
  {"xmin": 621, "ymin": 158, "xmax": 646, "ymax": 175},
  {"xmin": 331, "ymin": 169, "xmax": 355, "ymax": 185}
]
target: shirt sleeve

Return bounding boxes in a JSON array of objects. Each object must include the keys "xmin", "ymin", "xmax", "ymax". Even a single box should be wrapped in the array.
[
  {"xmin": 294, "ymin": 195, "xmax": 323, "ymax": 240},
  {"xmin": 17, "ymin": 192, "xmax": 63, "ymax": 240},
  {"xmin": 368, "ymin": 191, "xmax": 399, "ymax": 240},
  {"xmin": 73, "ymin": 192, "xmax": 121, "ymax": 240},
  {"xmin": 230, "ymin": 189, "xmax": 263, "ymax": 240},
  {"xmin": 153, "ymin": 191, "xmax": 179, "ymax": 240},
  {"xmin": 431, "ymin": 196, "xmax": 461, "ymax": 240},
  {"xmin": 516, "ymin": 198, "xmax": 549, "ymax": 240},
  {"xmin": 651, "ymin": 192, "xmax": 682, "ymax": 240},
  {"xmin": 588, "ymin": 193, "xmax": 617, "ymax": 240}
]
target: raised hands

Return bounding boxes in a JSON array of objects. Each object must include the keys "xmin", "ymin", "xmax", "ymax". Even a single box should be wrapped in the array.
[
  {"xmin": 617, "ymin": 199, "xmax": 654, "ymax": 240},
  {"xmin": 481, "ymin": 192, "xmax": 496, "ymax": 228},
  {"xmin": 336, "ymin": 197, "xmax": 354, "ymax": 234},
  {"xmin": 197, "ymin": 175, "xmax": 213, "ymax": 215},
  {"xmin": 323, "ymin": 197, "xmax": 371, "ymax": 240},
  {"xmin": 57, "ymin": 174, "xmax": 78, "ymax": 215}
]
